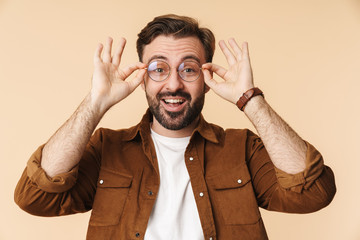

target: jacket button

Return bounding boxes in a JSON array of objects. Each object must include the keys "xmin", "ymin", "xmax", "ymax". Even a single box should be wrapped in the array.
[
  {"xmin": 209, "ymin": 237, "xmax": 213, "ymax": 240},
  {"xmin": 189, "ymin": 157, "xmax": 194, "ymax": 161},
  {"xmin": 199, "ymin": 192, "xmax": 204, "ymax": 197},
  {"xmin": 135, "ymin": 232, "xmax": 140, "ymax": 237},
  {"xmin": 237, "ymin": 179, "xmax": 242, "ymax": 184},
  {"xmin": 148, "ymin": 191, "xmax": 153, "ymax": 196},
  {"xmin": 99, "ymin": 179, "xmax": 104, "ymax": 185}
]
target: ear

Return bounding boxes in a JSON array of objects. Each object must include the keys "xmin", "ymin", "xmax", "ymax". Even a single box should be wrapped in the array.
[{"xmin": 204, "ymin": 84, "xmax": 210, "ymax": 93}]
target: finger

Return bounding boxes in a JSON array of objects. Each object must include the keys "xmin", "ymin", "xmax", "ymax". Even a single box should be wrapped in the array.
[
  {"xmin": 94, "ymin": 43, "xmax": 103, "ymax": 64},
  {"xmin": 219, "ymin": 40, "xmax": 236, "ymax": 65},
  {"xmin": 202, "ymin": 63, "xmax": 227, "ymax": 79},
  {"xmin": 112, "ymin": 38, "xmax": 126, "ymax": 66},
  {"xmin": 128, "ymin": 69, "xmax": 147, "ymax": 91},
  {"xmin": 242, "ymin": 42, "xmax": 250, "ymax": 60},
  {"xmin": 118, "ymin": 62, "xmax": 147, "ymax": 80},
  {"xmin": 228, "ymin": 38, "xmax": 243, "ymax": 61},
  {"xmin": 202, "ymin": 68, "xmax": 219, "ymax": 91},
  {"xmin": 103, "ymin": 37, "xmax": 113, "ymax": 63}
]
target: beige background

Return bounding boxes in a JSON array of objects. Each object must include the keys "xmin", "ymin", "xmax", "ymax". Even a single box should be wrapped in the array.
[{"xmin": 1, "ymin": 0, "xmax": 359, "ymax": 239}]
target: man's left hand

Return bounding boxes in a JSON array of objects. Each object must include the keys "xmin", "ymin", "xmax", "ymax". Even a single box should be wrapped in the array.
[{"xmin": 202, "ymin": 39, "xmax": 255, "ymax": 104}]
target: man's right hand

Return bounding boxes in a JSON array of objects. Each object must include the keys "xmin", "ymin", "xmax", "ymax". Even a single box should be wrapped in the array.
[
  {"xmin": 41, "ymin": 38, "xmax": 146, "ymax": 177},
  {"xmin": 91, "ymin": 37, "xmax": 146, "ymax": 114}
]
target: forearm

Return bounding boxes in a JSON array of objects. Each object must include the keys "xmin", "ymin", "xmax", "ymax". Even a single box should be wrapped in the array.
[
  {"xmin": 40, "ymin": 38, "xmax": 145, "ymax": 177},
  {"xmin": 41, "ymin": 94, "xmax": 104, "ymax": 177},
  {"xmin": 244, "ymin": 96, "xmax": 307, "ymax": 174},
  {"xmin": 202, "ymin": 39, "xmax": 309, "ymax": 174}
]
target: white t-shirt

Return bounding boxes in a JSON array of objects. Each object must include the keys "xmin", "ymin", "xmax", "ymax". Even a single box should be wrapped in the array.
[{"xmin": 144, "ymin": 129, "xmax": 203, "ymax": 240}]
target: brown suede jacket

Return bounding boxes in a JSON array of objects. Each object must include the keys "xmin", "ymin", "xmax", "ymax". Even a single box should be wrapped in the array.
[{"xmin": 14, "ymin": 110, "xmax": 336, "ymax": 240}]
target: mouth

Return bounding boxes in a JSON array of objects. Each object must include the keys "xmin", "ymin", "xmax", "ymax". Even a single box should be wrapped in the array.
[
  {"xmin": 163, "ymin": 98, "xmax": 185, "ymax": 104},
  {"xmin": 155, "ymin": 90, "xmax": 191, "ymax": 113},
  {"xmin": 160, "ymin": 96, "xmax": 187, "ymax": 112}
]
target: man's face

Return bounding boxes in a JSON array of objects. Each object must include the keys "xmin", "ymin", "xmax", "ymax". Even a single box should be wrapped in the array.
[{"xmin": 141, "ymin": 35, "xmax": 209, "ymax": 131}]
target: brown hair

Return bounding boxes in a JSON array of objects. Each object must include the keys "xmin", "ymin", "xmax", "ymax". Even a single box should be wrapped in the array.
[{"xmin": 136, "ymin": 14, "xmax": 215, "ymax": 63}]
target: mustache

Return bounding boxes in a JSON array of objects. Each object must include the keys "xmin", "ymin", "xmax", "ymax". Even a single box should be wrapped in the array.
[{"xmin": 157, "ymin": 90, "xmax": 191, "ymax": 101}]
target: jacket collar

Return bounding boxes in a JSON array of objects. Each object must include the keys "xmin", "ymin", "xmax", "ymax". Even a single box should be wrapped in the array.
[{"xmin": 123, "ymin": 109, "xmax": 220, "ymax": 144}]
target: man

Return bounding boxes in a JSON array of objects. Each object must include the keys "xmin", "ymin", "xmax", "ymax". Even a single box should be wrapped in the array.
[{"xmin": 15, "ymin": 14, "xmax": 336, "ymax": 239}]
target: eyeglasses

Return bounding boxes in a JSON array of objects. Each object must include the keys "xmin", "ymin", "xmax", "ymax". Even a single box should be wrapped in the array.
[{"xmin": 146, "ymin": 60, "xmax": 202, "ymax": 82}]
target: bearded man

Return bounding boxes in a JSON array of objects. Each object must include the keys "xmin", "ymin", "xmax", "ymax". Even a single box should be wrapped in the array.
[{"xmin": 15, "ymin": 14, "xmax": 336, "ymax": 240}]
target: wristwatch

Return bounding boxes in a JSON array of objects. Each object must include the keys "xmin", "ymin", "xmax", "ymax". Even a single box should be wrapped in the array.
[{"xmin": 236, "ymin": 87, "xmax": 264, "ymax": 111}]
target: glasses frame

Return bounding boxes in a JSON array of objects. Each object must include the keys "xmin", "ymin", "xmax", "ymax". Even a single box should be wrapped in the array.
[{"xmin": 145, "ymin": 59, "xmax": 203, "ymax": 82}]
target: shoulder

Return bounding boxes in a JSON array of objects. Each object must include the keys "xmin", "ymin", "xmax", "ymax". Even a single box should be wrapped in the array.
[
  {"xmin": 90, "ymin": 124, "xmax": 141, "ymax": 144},
  {"xmin": 202, "ymin": 120, "xmax": 260, "ymax": 148},
  {"xmin": 214, "ymin": 124, "xmax": 258, "ymax": 142}
]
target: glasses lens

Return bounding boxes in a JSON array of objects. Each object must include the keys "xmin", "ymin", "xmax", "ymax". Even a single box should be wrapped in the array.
[
  {"xmin": 178, "ymin": 61, "xmax": 201, "ymax": 82},
  {"xmin": 147, "ymin": 61, "xmax": 169, "ymax": 82}
]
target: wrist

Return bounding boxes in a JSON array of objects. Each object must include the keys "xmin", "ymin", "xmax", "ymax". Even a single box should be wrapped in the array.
[
  {"xmin": 243, "ymin": 95, "xmax": 265, "ymax": 114},
  {"xmin": 236, "ymin": 87, "xmax": 264, "ymax": 111},
  {"xmin": 87, "ymin": 93, "xmax": 108, "ymax": 117}
]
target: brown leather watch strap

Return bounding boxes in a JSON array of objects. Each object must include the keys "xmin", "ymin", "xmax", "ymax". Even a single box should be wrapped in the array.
[{"xmin": 236, "ymin": 87, "xmax": 264, "ymax": 111}]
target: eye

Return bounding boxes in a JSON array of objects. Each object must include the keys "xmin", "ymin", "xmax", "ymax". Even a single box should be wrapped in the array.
[
  {"xmin": 177, "ymin": 61, "xmax": 201, "ymax": 82},
  {"xmin": 183, "ymin": 67, "xmax": 196, "ymax": 73},
  {"xmin": 154, "ymin": 68, "xmax": 165, "ymax": 73},
  {"xmin": 148, "ymin": 61, "xmax": 168, "ymax": 75},
  {"xmin": 179, "ymin": 61, "xmax": 200, "ymax": 75}
]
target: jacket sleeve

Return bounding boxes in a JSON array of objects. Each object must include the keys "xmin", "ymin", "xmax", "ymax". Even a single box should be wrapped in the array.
[
  {"xmin": 245, "ymin": 130, "xmax": 336, "ymax": 213},
  {"xmin": 14, "ymin": 129, "xmax": 103, "ymax": 216}
]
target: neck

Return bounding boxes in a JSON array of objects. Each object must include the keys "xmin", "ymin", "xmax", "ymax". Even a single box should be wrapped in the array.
[{"xmin": 151, "ymin": 116, "xmax": 199, "ymax": 138}]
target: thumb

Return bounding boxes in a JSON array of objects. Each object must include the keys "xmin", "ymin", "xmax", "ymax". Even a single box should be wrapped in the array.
[
  {"xmin": 202, "ymin": 68, "xmax": 220, "ymax": 92},
  {"xmin": 128, "ymin": 68, "xmax": 146, "ymax": 91},
  {"xmin": 202, "ymin": 67, "xmax": 234, "ymax": 104}
]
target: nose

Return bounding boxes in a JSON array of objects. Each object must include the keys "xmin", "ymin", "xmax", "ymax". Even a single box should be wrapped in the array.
[{"xmin": 165, "ymin": 68, "xmax": 184, "ymax": 92}]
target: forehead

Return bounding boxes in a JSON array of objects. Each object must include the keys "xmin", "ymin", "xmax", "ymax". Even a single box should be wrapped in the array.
[{"xmin": 142, "ymin": 35, "xmax": 206, "ymax": 64}]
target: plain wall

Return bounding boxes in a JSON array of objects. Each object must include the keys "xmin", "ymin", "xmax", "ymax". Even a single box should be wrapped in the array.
[{"xmin": 1, "ymin": 0, "xmax": 359, "ymax": 239}]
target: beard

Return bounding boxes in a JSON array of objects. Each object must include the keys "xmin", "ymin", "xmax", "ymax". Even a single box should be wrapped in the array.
[{"xmin": 146, "ymin": 90, "xmax": 205, "ymax": 131}]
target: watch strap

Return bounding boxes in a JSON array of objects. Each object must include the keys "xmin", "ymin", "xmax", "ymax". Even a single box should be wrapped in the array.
[{"xmin": 236, "ymin": 87, "xmax": 264, "ymax": 111}]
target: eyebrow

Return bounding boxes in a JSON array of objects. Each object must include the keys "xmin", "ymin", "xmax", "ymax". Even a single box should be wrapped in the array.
[
  {"xmin": 147, "ymin": 55, "xmax": 201, "ymax": 64},
  {"xmin": 147, "ymin": 55, "xmax": 167, "ymax": 63}
]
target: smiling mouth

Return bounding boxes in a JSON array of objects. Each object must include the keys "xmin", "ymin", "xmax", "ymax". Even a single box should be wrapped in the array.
[
  {"xmin": 163, "ymin": 98, "xmax": 185, "ymax": 104},
  {"xmin": 157, "ymin": 91, "xmax": 191, "ymax": 112},
  {"xmin": 160, "ymin": 97, "xmax": 187, "ymax": 112}
]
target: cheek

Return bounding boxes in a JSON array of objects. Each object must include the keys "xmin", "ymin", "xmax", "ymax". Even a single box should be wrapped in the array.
[
  {"xmin": 144, "ymin": 80, "xmax": 164, "ymax": 95},
  {"xmin": 190, "ymin": 82, "xmax": 206, "ymax": 96}
]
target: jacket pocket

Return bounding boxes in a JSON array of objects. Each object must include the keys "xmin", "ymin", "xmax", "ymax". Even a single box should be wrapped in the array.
[
  {"xmin": 89, "ymin": 167, "xmax": 133, "ymax": 227},
  {"xmin": 207, "ymin": 162, "xmax": 261, "ymax": 225}
]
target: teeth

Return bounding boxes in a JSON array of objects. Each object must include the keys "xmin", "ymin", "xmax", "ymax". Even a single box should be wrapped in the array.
[{"xmin": 164, "ymin": 99, "xmax": 184, "ymax": 104}]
